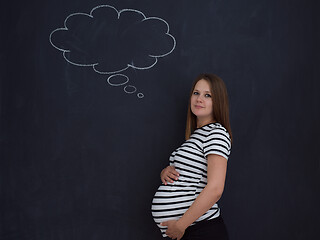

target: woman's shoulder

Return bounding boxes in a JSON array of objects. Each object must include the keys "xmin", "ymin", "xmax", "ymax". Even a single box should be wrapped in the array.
[
  {"xmin": 199, "ymin": 122, "xmax": 227, "ymax": 133},
  {"xmin": 199, "ymin": 123, "xmax": 230, "ymax": 140}
]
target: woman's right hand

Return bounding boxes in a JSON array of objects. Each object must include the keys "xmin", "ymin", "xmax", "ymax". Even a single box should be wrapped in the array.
[{"xmin": 160, "ymin": 166, "xmax": 179, "ymax": 185}]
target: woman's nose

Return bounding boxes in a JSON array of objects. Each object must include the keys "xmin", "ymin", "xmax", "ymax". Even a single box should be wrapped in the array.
[{"xmin": 196, "ymin": 95, "xmax": 203, "ymax": 102}]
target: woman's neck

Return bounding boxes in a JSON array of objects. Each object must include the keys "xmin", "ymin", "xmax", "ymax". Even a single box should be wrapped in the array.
[{"xmin": 196, "ymin": 118, "xmax": 215, "ymax": 128}]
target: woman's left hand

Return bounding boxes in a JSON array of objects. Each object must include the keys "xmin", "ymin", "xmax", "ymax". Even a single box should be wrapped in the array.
[{"xmin": 161, "ymin": 220, "xmax": 185, "ymax": 240}]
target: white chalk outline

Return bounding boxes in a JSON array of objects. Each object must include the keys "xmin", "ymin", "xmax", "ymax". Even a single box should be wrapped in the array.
[
  {"xmin": 137, "ymin": 93, "xmax": 144, "ymax": 98},
  {"xmin": 49, "ymin": 4, "xmax": 176, "ymax": 75},
  {"xmin": 124, "ymin": 85, "xmax": 137, "ymax": 94},
  {"xmin": 107, "ymin": 74, "xmax": 129, "ymax": 86}
]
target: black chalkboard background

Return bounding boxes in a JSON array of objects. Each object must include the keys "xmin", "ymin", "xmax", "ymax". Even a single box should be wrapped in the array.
[{"xmin": 1, "ymin": 0, "xmax": 319, "ymax": 239}]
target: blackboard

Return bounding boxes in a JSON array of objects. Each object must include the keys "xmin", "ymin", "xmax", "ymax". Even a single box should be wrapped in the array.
[{"xmin": 1, "ymin": 0, "xmax": 319, "ymax": 239}]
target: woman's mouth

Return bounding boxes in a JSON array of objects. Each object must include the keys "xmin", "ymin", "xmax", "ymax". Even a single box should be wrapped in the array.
[{"xmin": 195, "ymin": 105, "xmax": 204, "ymax": 109}]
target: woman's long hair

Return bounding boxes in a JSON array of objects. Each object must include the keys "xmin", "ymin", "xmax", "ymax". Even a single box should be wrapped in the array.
[{"xmin": 185, "ymin": 73, "xmax": 232, "ymax": 142}]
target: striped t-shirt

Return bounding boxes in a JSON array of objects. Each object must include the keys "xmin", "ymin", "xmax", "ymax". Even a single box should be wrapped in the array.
[{"xmin": 151, "ymin": 122, "xmax": 231, "ymax": 237}]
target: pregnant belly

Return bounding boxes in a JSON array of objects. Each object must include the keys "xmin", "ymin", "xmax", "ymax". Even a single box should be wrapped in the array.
[
  {"xmin": 151, "ymin": 177, "xmax": 220, "ymax": 237},
  {"xmin": 151, "ymin": 179, "xmax": 198, "ymax": 222},
  {"xmin": 151, "ymin": 180, "xmax": 198, "ymax": 237}
]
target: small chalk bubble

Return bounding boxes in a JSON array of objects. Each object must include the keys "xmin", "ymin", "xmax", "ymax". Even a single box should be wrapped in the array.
[
  {"xmin": 124, "ymin": 85, "xmax": 137, "ymax": 94},
  {"xmin": 137, "ymin": 93, "xmax": 144, "ymax": 98},
  {"xmin": 107, "ymin": 74, "xmax": 129, "ymax": 86}
]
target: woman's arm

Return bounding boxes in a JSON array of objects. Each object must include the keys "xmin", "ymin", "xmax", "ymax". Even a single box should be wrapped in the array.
[{"xmin": 162, "ymin": 154, "xmax": 227, "ymax": 239}]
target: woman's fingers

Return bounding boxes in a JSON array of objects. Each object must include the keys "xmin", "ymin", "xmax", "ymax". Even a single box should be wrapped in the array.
[
  {"xmin": 169, "ymin": 172, "xmax": 179, "ymax": 180},
  {"xmin": 161, "ymin": 178, "xmax": 167, "ymax": 185},
  {"xmin": 161, "ymin": 175, "xmax": 168, "ymax": 185},
  {"xmin": 164, "ymin": 174, "xmax": 178, "ymax": 183},
  {"xmin": 161, "ymin": 173, "xmax": 171, "ymax": 184},
  {"xmin": 168, "ymin": 166, "xmax": 179, "ymax": 177},
  {"xmin": 160, "ymin": 166, "xmax": 180, "ymax": 184},
  {"xmin": 165, "ymin": 176, "xmax": 174, "ymax": 183}
]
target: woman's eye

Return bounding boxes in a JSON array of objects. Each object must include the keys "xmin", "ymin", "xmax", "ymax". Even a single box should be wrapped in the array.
[
  {"xmin": 205, "ymin": 94, "xmax": 211, "ymax": 98},
  {"xmin": 193, "ymin": 92, "xmax": 199, "ymax": 95}
]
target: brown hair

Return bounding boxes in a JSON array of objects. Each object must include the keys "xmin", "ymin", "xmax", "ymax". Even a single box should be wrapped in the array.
[{"xmin": 185, "ymin": 73, "xmax": 232, "ymax": 142}]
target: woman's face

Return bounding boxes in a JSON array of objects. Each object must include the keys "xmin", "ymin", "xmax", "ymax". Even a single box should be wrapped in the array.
[{"xmin": 190, "ymin": 79, "xmax": 214, "ymax": 123}]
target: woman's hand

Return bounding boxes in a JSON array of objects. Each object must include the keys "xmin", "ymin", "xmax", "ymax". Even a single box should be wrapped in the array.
[
  {"xmin": 160, "ymin": 166, "xmax": 179, "ymax": 185},
  {"xmin": 161, "ymin": 220, "xmax": 185, "ymax": 240}
]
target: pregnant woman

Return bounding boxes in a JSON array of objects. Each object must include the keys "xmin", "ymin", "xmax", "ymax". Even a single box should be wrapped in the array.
[{"xmin": 151, "ymin": 73, "xmax": 232, "ymax": 240}]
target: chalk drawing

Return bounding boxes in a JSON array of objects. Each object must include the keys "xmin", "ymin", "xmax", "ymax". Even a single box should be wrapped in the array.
[
  {"xmin": 124, "ymin": 85, "xmax": 137, "ymax": 94},
  {"xmin": 107, "ymin": 74, "xmax": 129, "ymax": 86},
  {"xmin": 49, "ymin": 4, "xmax": 176, "ymax": 98}
]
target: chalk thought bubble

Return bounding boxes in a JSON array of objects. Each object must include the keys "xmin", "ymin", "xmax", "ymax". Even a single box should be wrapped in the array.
[{"xmin": 49, "ymin": 5, "xmax": 176, "ymax": 98}]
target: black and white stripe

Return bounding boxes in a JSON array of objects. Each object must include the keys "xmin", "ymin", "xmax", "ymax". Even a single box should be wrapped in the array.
[{"xmin": 151, "ymin": 123, "xmax": 231, "ymax": 237}]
